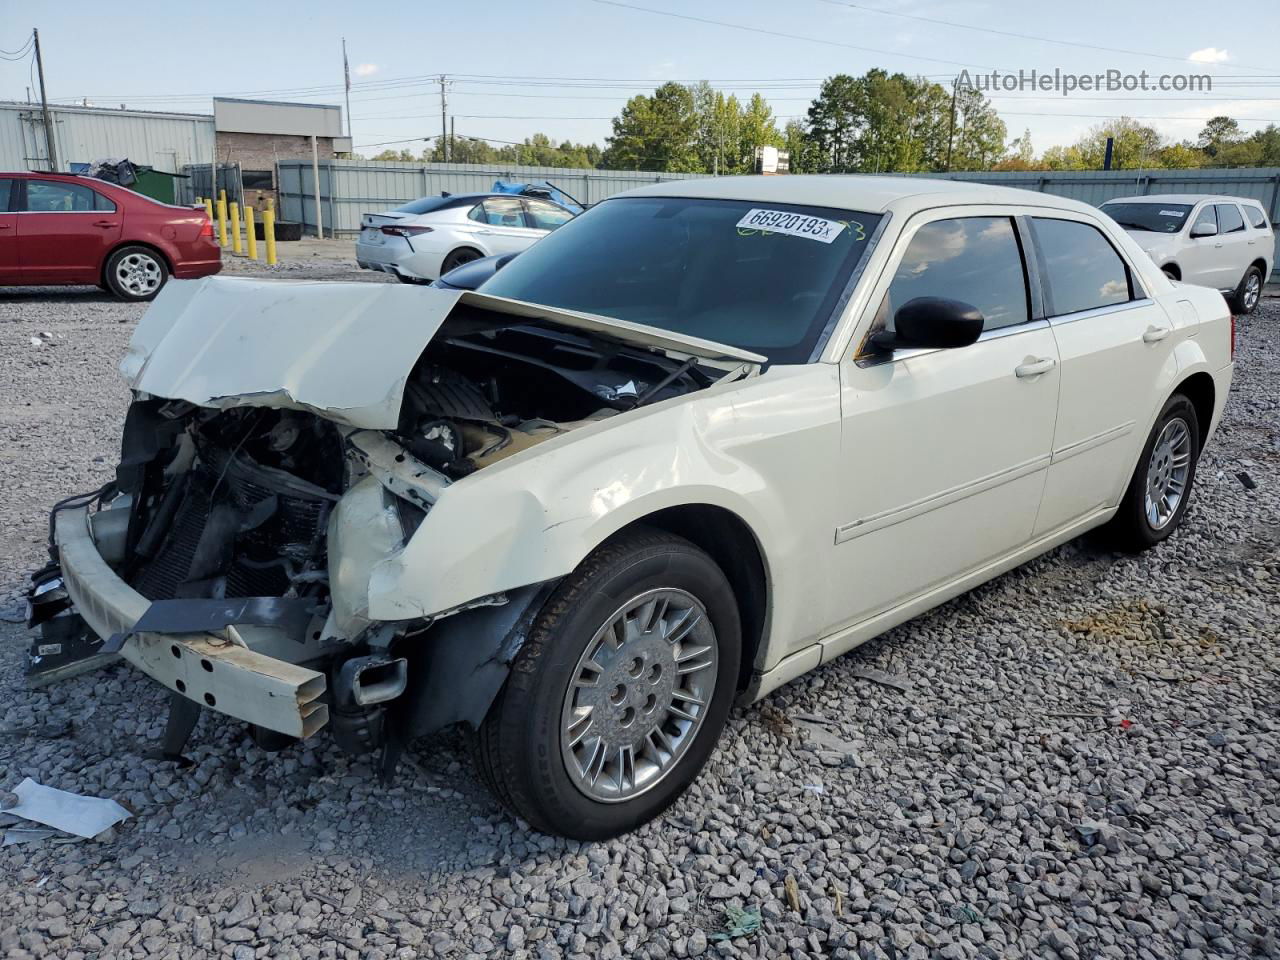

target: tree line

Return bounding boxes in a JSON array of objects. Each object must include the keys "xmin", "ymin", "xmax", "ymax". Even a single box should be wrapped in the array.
[{"xmin": 363, "ymin": 70, "xmax": 1280, "ymax": 174}]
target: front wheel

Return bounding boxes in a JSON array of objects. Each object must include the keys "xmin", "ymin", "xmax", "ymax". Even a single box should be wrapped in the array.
[
  {"xmin": 1103, "ymin": 394, "xmax": 1200, "ymax": 552},
  {"xmin": 1228, "ymin": 265, "xmax": 1263, "ymax": 315},
  {"xmin": 474, "ymin": 528, "xmax": 741, "ymax": 840},
  {"xmin": 104, "ymin": 246, "xmax": 168, "ymax": 301}
]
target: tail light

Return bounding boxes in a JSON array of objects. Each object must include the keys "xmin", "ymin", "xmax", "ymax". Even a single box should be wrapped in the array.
[
  {"xmin": 381, "ymin": 224, "xmax": 433, "ymax": 238},
  {"xmin": 199, "ymin": 218, "xmax": 214, "ymax": 239}
]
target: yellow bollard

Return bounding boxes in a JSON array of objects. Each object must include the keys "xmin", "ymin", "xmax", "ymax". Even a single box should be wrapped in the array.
[
  {"xmin": 215, "ymin": 195, "xmax": 228, "ymax": 247},
  {"xmin": 229, "ymin": 201, "xmax": 242, "ymax": 255},
  {"xmin": 263, "ymin": 199, "xmax": 277, "ymax": 266},
  {"xmin": 202, "ymin": 197, "xmax": 214, "ymax": 223},
  {"xmin": 245, "ymin": 206, "xmax": 258, "ymax": 260}
]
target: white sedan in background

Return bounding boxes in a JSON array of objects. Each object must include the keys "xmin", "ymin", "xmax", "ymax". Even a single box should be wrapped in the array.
[
  {"xmin": 355, "ymin": 191, "xmax": 576, "ymax": 283},
  {"xmin": 1100, "ymin": 194, "xmax": 1274, "ymax": 314}
]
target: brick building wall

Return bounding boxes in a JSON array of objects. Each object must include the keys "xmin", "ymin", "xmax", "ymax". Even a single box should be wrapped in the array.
[{"xmin": 216, "ymin": 131, "xmax": 337, "ymax": 205}]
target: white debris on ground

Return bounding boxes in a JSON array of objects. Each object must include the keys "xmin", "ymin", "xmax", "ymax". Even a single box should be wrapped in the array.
[
  {"xmin": 1, "ymin": 778, "xmax": 131, "ymax": 840},
  {"xmin": 0, "ymin": 259, "xmax": 1277, "ymax": 959}
]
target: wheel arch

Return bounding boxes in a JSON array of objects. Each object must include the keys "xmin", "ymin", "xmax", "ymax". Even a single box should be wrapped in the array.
[
  {"xmin": 1161, "ymin": 262, "xmax": 1181, "ymax": 280},
  {"xmin": 611, "ymin": 503, "xmax": 771, "ymax": 692},
  {"xmin": 100, "ymin": 240, "xmax": 174, "ymax": 287},
  {"xmin": 1172, "ymin": 370, "xmax": 1215, "ymax": 451},
  {"xmin": 442, "ymin": 244, "xmax": 486, "ymax": 270}
]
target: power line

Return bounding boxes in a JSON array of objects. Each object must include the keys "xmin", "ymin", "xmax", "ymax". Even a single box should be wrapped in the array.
[
  {"xmin": 592, "ymin": 0, "xmax": 1001, "ymax": 70},
  {"xmin": 814, "ymin": 0, "xmax": 1275, "ymax": 74}
]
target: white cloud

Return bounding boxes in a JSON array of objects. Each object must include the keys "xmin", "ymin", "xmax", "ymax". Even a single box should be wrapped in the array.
[
  {"xmin": 354, "ymin": 63, "xmax": 380, "ymax": 77},
  {"xmin": 1187, "ymin": 47, "xmax": 1230, "ymax": 64}
]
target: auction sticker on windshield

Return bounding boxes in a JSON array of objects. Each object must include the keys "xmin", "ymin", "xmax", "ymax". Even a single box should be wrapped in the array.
[{"xmin": 736, "ymin": 208, "xmax": 849, "ymax": 243}]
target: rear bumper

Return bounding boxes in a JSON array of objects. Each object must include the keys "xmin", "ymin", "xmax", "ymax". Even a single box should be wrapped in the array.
[
  {"xmin": 355, "ymin": 238, "xmax": 443, "ymax": 281},
  {"xmin": 53, "ymin": 506, "xmax": 328, "ymax": 739},
  {"xmin": 173, "ymin": 257, "xmax": 222, "ymax": 279}
]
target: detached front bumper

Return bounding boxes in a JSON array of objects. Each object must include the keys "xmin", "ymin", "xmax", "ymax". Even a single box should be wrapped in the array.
[{"xmin": 52, "ymin": 506, "xmax": 328, "ymax": 739}]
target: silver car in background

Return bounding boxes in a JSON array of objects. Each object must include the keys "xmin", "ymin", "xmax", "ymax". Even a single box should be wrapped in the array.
[{"xmin": 355, "ymin": 191, "xmax": 576, "ymax": 284}]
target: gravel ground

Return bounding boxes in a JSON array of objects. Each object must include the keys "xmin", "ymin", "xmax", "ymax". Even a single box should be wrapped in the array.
[{"xmin": 0, "ymin": 263, "xmax": 1277, "ymax": 960}]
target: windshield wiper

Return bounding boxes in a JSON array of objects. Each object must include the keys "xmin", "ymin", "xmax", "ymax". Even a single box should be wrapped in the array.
[{"xmin": 1112, "ymin": 220, "xmax": 1152, "ymax": 231}]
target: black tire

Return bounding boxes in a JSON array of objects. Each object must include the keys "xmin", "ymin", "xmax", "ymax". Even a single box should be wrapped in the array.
[
  {"xmin": 474, "ymin": 527, "xmax": 741, "ymax": 840},
  {"xmin": 1103, "ymin": 394, "xmax": 1200, "ymax": 552},
  {"xmin": 104, "ymin": 245, "xmax": 169, "ymax": 302},
  {"xmin": 1227, "ymin": 265, "xmax": 1263, "ymax": 315},
  {"xmin": 1161, "ymin": 266, "xmax": 1179, "ymax": 282},
  {"xmin": 440, "ymin": 247, "xmax": 482, "ymax": 275}
]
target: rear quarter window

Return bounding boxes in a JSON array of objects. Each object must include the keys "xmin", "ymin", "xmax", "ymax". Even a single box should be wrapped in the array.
[
  {"xmin": 1032, "ymin": 217, "xmax": 1133, "ymax": 317},
  {"xmin": 1245, "ymin": 205, "xmax": 1270, "ymax": 230}
]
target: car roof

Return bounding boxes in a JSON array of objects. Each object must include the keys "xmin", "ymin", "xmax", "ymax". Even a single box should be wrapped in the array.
[
  {"xmin": 615, "ymin": 174, "xmax": 1102, "ymax": 218},
  {"xmin": 1103, "ymin": 194, "xmax": 1260, "ymax": 205}
]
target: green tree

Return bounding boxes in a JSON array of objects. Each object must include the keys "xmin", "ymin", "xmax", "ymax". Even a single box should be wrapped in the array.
[
  {"xmin": 948, "ymin": 86, "xmax": 1007, "ymax": 171},
  {"xmin": 602, "ymin": 82, "xmax": 702, "ymax": 172},
  {"xmin": 806, "ymin": 74, "xmax": 862, "ymax": 172},
  {"xmin": 371, "ymin": 148, "xmax": 417, "ymax": 162},
  {"xmin": 1156, "ymin": 141, "xmax": 1205, "ymax": 169},
  {"xmin": 783, "ymin": 119, "xmax": 818, "ymax": 173},
  {"xmin": 737, "ymin": 93, "xmax": 784, "ymax": 171},
  {"xmin": 1197, "ymin": 116, "xmax": 1243, "ymax": 158},
  {"xmin": 690, "ymin": 81, "xmax": 742, "ymax": 174}
]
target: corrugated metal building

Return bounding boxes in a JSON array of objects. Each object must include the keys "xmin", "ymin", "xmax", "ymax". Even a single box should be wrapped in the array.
[{"xmin": 0, "ymin": 100, "xmax": 215, "ymax": 172}]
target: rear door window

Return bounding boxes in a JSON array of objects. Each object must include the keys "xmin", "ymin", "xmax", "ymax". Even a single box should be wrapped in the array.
[
  {"xmin": 25, "ymin": 180, "xmax": 98, "ymax": 212},
  {"xmin": 1032, "ymin": 218, "xmax": 1133, "ymax": 316},
  {"xmin": 881, "ymin": 216, "xmax": 1030, "ymax": 332},
  {"xmin": 1216, "ymin": 203, "xmax": 1246, "ymax": 234},
  {"xmin": 481, "ymin": 197, "xmax": 526, "ymax": 228}
]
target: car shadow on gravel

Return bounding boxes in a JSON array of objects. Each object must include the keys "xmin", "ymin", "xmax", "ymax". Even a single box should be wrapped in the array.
[{"xmin": 0, "ymin": 286, "xmax": 118, "ymax": 304}]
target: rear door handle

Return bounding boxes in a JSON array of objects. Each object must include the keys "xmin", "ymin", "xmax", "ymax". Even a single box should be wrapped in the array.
[
  {"xmin": 93, "ymin": 220, "xmax": 118, "ymax": 228},
  {"xmin": 475, "ymin": 228, "xmax": 494, "ymax": 235},
  {"xmin": 1142, "ymin": 326, "xmax": 1171, "ymax": 343},
  {"xmin": 1014, "ymin": 357, "xmax": 1056, "ymax": 378}
]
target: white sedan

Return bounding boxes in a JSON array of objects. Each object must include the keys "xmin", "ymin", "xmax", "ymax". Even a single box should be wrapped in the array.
[
  {"xmin": 1100, "ymin": 193, "xmax": 1274, "ymax": 314},
  {"xmin": 36, "ymin": 176, "xmax": 1233, "ymax": 840},
  {"xmin": 355, "ymin": 191, "xmax": 576, "ymax": 283}
]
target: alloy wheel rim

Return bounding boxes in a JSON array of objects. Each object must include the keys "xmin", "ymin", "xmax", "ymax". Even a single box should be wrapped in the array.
[
  {"xmin": 560, "ymin": 587, "xmax": 718, "ymax": 803},
  {"xmin": 1244, "ymin": 273, "xmax": 1260, "ymax": 310},
  {"xmin": 1144, "ymin": 417, "xmax": 1192, "ymax": 530},
  {"xmin": 116, "ymin": 253, "xmax": 161, "ymax": 296}
]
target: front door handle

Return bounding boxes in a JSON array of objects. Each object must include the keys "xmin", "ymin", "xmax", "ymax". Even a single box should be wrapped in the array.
[
  {"xmin": 1142, "ymin": 326, "xmax": 1171, "ymax": 343},
  {"xmin": 93, "ymin": 220, "xmax": 118, "ymax": 228},
  {"xmin": 1015, "ymin": 357, "xmax": 1056, "ymax": 378}
]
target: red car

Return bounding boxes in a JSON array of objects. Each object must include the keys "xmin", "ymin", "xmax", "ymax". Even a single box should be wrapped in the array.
[{"xmin": 0, "ymin": 171, "xmax": 221, "ymax": 301}]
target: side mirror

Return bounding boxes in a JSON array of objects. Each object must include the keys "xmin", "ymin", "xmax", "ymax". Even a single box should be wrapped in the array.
[
  {"xmin": 871, "ymin": 297, "xmax": 984, "ymax": 352},
  {"xmin": 1190, "ymin": 223, "xmax": 1217, "ymax": 239}
]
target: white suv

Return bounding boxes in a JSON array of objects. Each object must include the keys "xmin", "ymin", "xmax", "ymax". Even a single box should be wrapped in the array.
[{"xmin": 1100, "ymin": 194, "xmax": 1274, "ymax": 314}]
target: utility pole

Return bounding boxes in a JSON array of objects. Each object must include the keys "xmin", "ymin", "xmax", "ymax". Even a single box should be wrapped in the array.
[
  {"xmin": 945, "ymin": 78, "xmax": 957, "ymax": 173},
  {"xmin": 450, "ymin": 116, "xmax": 455, "ymax": 162},
  {"xmin": 439, "ymin": 75, "xmax": 448, "ymax": 163},
  {"xmin": 33, "ymin": 28, "xmax": 58, "ymax": 172},
  {"xmin": 342, "ymin": 38, "xmax": 353, "ymax": 139}
]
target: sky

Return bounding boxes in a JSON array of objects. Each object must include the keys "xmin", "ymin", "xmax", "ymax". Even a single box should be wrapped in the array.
[{"xmin": 2, "ymin": 0, "xmax": 1278, "ymax": 159}]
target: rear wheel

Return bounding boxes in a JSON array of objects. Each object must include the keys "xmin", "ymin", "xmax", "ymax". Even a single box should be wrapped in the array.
[
  {"xmin": 474, "ymin": 528, "xmax": 740, "ymax": 840},
  {"xmin": 440, "ymin": 247, "xmax": 482, "ymax": 276},
  {"xmin": 1228, "ymin": 265, "xmax": 1263, "ymax": 315},
  {"xmin": 105, "ymin": 246, "xmax": 168, "ymax": 301},
  {"xmin": 1103, "ymin": 394, "xmax": 1200, "ymax": 552}
]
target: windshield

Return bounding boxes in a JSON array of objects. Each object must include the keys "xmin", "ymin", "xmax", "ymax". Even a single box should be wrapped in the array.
[
  {"xmin": 1100, "ymin": 202, "xmax": 1192, "ymax": 234},
  {"xmin": 478, "ymin": 196, "xmax": 882, "ymax": 364}
]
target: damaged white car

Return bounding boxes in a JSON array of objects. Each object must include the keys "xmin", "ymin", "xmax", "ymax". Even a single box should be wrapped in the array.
[{"xmin": 29, "ymin": 176, "xmax": 1234, "ymax": 839}]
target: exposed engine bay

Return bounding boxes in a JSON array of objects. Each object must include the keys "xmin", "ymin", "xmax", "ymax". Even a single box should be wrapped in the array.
[{"xmin": 35, "ymin": 300, "xmax": 737, "ymax": 760}]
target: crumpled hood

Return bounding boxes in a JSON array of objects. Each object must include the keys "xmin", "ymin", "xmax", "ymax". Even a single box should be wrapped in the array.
[{"xmin": 121, "ymin": 277, "xmax": 764, "ymax": 429}]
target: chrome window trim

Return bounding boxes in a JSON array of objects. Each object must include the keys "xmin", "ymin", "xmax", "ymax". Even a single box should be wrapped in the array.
[
  {"xmin": 1045, "ymin": 297, "xmax": 1154, "ymax": 328},
  {"xmin": 854, "ymin": 317, "xmax": 1051, "ymax": 369}
]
